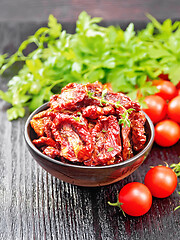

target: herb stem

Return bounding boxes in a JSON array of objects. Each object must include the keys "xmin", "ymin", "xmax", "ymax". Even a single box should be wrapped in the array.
[{"xmin": 86, "ymin": 88, "xmax": 134, "ymax": 127}]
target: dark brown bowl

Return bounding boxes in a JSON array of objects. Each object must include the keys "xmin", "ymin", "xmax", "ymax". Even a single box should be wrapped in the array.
[{"xmin": 24, "ymin": 102, "xmax": 154, "ymax": 187}]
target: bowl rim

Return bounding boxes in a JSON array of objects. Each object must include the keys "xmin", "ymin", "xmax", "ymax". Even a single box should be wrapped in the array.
[{"xmin": 24, "ymin": 102, "xmax": 154, "ymax": 170}]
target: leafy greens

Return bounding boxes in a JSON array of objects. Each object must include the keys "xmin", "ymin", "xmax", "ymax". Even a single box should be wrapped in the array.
[{"xmin": 1, "ymin": 11, "xmax": 180, "ymax": 120}]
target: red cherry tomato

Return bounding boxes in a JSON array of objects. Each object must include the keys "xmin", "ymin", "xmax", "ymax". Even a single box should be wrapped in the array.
[
  {"xmin": 144, "ymin": 166, "xmax": 177, "ymax": 198},
  {"xmin": 154, "ymin": 119, "xmax": 180, "ymax": 147},
  {"xmin": 152, "ymin": 79, "xmax": 177, "ymax": 100},
  {"xmin": 167, "ymin": 96, "xmax": 180, "ymax": 123},
  {"xmin": 108, "ymin": 182, "xmax": 152, "ymax": 216},
  {"xmin": 143, "ymin": 95, "xmax": 167, "ymax": 124}
]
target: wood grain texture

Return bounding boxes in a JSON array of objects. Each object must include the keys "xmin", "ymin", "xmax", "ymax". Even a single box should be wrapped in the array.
[
  {"xmin": 0, "ymin": 20, "xmax": 180, "ymax": 240},
  {"xmin": 0, "ymin": 0, "xmax": 180, "ymax": 23}
]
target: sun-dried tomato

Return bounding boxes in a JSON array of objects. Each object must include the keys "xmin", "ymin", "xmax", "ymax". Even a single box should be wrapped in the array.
[
  {"xmin": 130, "ymin": 111, "xmax": 146, "ymax": 152},
  {"xmin": 85, "ymin": 115, "xmax": 122, "ymax": 166},
  {"xmin": 50, "ymin": 82, "xmax": 86, "ymax": 111},
  {"xmin": 43, "ymin": 146, "xmax": 61, "ymax": 159},
  {"xmin": 115, "ymin": 107, "xmax": 133, "ymax": 160},
  {"xmin": 33, "ymin": 136, "xmax": 59, "ymax": 148},
  {"xmin": 52, "ymin": 113, "xmax": 93, "ymax": 162},
  {"xmin": 82, "ymin": 105, "xmax": 115, "ymax": 119},
  {"xmin": 31, "ymin": 81, "xmax": 147, "ymax": 166},
  {"xmin": 30, "ymin": 109, "xmax": 50, "ymax": 137},
  {"xmin": 105, "ymin": 92, "xmax": 141, "ymax": 111}
]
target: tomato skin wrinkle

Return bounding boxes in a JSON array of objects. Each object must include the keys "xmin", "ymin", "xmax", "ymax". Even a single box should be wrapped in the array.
[
  {"xmin": 144, "ymin": 166, "xmax": 177, "ymax": 198},
  {"xmin": 108, "ymin": 182, "xmax": 152, "ymax": 217}
]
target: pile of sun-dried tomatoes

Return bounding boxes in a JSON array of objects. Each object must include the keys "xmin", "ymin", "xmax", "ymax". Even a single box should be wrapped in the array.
[{"xmin": 31, "ymin": 82, "xmax": 147, "ymax": 166}]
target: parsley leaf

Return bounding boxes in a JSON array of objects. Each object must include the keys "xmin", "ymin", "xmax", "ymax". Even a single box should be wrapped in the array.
[{"xmin": 7, "ymin": 106, "xmax": 25, "ymax": 121}]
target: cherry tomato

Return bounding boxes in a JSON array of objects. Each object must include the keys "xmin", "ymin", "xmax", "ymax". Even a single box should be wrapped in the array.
[
  {"xmin": 143, "ymin": 95, "xmax": 167, "ymax": 124},
  {"xmin": 152, "ymin": 79, "xmax": 177, "ymax": 100},
  {"xmin": 108, "ymin": 182, "xmax": 152, "ymax": 216},
  {"xmin": 144, "ymin": 166, "xmax": 177, "ymax": 198},
  {"xmin": 154, "ymin": 119, "xmax": 180, "ymax": 147},
  {"xmin": 167, "ymin": 96, "xmax": 180, "ymax": 123}
]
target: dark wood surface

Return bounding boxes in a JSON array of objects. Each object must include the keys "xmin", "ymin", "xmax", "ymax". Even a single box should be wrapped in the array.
[
  {"xmin": 0, "ymin": 2, "xmax": 180, "ymax": 239},
  {"xmin": 0, "ymin": 0, "xmax": 180, "ymax": 23}
]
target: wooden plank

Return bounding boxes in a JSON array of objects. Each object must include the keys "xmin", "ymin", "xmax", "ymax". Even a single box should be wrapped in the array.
[{"xmin": 0, "ymin": 0, "xmax": 180, "ymax": 23}]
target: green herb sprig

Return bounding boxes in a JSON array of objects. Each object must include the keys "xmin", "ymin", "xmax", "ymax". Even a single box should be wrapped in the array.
[
  {"xmin": 170, "ymin": 162, "xmax": 180, "ymax": 177},
  {"xmin": 118, "ymin": 108, "xmax": 134, "ymax": 128},
  {"xmin": 107, "ymin": 147, "xmax": 114, "ymax": 152},
  {"xmin": 87, "ymin": 89, "xmax": 134, "ymax": 127},
  {"xmin": 72, "ymin": 112, "xmax": 85, "ymax": 125}
]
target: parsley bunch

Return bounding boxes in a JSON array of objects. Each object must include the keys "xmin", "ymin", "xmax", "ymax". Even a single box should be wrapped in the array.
[
  {"xmin": 1, "ymin": 12, "xmax": 180, "ymax": 120},
  {"xmin": 171, "ymin": 162, "xmax": 180, "ymax": 177}
]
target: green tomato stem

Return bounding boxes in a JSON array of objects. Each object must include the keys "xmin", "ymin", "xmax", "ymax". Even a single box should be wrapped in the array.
[{"xmin": 108, "ymin": 193, "xmax": 126, "ymax": 217}]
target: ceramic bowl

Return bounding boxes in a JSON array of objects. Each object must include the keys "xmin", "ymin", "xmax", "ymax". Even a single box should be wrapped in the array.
[{"xmin": 24, "ymin": 102, "xmax": 154, "ymax": 187}]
